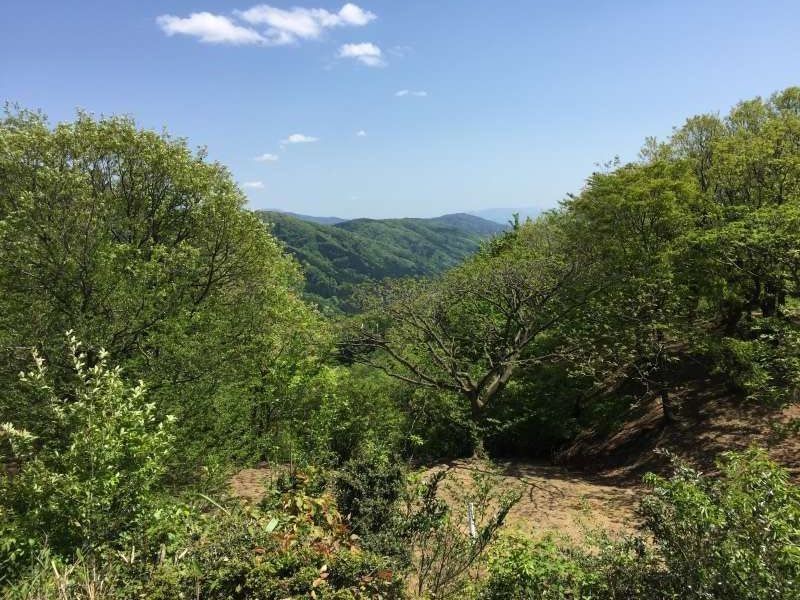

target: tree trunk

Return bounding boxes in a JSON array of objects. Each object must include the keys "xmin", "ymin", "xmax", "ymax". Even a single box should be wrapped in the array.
[
  {"xmin": 761, "ymin": 281, "xmax": 778, "ymax": 317},
  {"xmin": 573, "ymin": 396, "xmax": 582, "ymax": 420},
  {"xmin": 468, "ymin": 391, "xmax": 485, "ymax": 420},
  {"xmin": 660, "ymin": 388, "xmax": 674, "ymax": 425}
]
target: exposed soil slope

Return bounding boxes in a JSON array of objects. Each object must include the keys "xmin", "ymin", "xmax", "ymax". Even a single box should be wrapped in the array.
[{"xmin": 560, "ymin": 364, "xmax": 800, "ymax": 484}]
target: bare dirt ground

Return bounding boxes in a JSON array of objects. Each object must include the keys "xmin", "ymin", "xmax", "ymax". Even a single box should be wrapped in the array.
[
  {"xmin": 229, "ymin": 467, "xmax": 274, "ymax": 503},
  {"xmin": 229, "ymin": 459, "xmax": 641, "ymax": 541},
  {"xmin": 229, "ymin": 362, "xmax": 798, "ymax": 543},
  {"xmin": 423, "ymin": 459, "xmax": 640, "ymax": 541}
]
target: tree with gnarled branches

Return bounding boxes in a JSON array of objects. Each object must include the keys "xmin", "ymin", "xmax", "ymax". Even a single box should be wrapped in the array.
[{"xmin": 345, "ymin": 215, "xmax": 598, "ymax": 418}]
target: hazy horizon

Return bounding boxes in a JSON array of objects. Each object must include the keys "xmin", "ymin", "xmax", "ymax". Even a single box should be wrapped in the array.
[{"xmin": 266, "ymin": 205, "xmax": 544, "ymax": 221}]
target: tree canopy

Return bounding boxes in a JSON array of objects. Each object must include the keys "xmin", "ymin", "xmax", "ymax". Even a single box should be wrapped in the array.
[
  {"xmin": 347, "ymin": 214, "xmax": 597, "ymax": 416},
  {"xmin": 0, "ymin": 108, "xmax": 325, "ymax": 467}
]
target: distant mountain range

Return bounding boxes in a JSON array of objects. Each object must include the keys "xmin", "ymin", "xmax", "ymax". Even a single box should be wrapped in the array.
[
  {"xmin": 273, "ymin": 207, "xmax": 545, "ymax": 226},
  {"xmin": 258, "ymin": 211, "xmax": 506, "ymax": 311}
]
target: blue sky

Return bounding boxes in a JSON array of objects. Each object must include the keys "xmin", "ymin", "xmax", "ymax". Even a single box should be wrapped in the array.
[{"xmin": 2, "ymin": 1, "xmax": 799, "ymax": 218}]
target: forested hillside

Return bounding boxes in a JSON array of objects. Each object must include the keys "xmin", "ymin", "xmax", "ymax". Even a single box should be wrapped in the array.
[
  {"xmin": 1, "ymin": 91, "xmax": 799, "ymax": 599},
  {"xmin": 269, "ymin": 210, "xmax": 346, "ymax": 225},
  {"xmin": 259, "ymin": 210, "xmax": 505, "ymax": 310}
]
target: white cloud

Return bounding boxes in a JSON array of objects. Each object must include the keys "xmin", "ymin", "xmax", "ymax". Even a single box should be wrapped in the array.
[
  {"xmin": 337, "ymin": 3, "xmax": 375, "ymax": 26},
  {"xmin": 156, "ymin": 12, "xmax": 265, "ymax": 45},
  {"xmin": 236, "ymin": 3, "xmax": 376, "ymax": 45},
  {"xmin": 338, "ymin": 42, "xmax": 384, "ymax": 67},
  {"xmin": 255, "ymin": 153, "xmax": 279, "ymax": 162},
  {"xmin": 242, "ymin": 181, "xmax": 265, "ymax": 189},
  {"xmin": 281, "ymin": 133, "xmax": 319, "ymax": 144},
  {"xmin": 356, "ymin": 130, "xmax": 367, "ymax": 137},
  {"xmin": 395, "ymin": 89, "xmax": 428, "ymax": 97},
  {"xmin": 388, "ymin": 45, "xmax": 412, "ymax": 57}
]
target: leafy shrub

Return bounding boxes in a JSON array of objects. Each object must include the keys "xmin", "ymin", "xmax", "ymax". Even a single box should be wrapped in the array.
[
  {"xmin": 3, "ymin": 472, "xmax": 405, "ymax": 599},
  {"xmin": 301, "ymin": 366, "xmax": 406, "ymax": 466},
  {"xmin": 140, "ymin": 503, "xmax": 404, "ymax": 599},
  {"xmin": 483, "ymin": 363, "xmax": 587, "ymax": 458},
  {"xmin": 480, "ymin": 449, "xmax": 800, "ymax": 600},
  {"xmin": 480, "ymin": 534, "xmax": 661, "ymax": 600},
  {"xmin": 0, "ymin": 334, "xmax": 173, "ymax": 581},
  {"xmin": 336, "ymin": 454, "xmax": 520, "ymax": 598},
  {"xmin": 641, "ymin": 448, "xmax": 800, "ymax": 599},
  {"xmin": 401, "ymin": 387, "xmax": 476, "ymax": 462},
  {"xmin": 709, "ymin": 321, "xmax": 800, "ymax": 403},
  {"xmin": 480, "ymin": 535, "xmax": 595, "ymax": 599},
  {"xmin": 714, "ymin": 337, "xmax": 773, "ymax": 396},
  {"xmin": 335, "ymin": 442, "xmax": 407, "ymax": 543}
]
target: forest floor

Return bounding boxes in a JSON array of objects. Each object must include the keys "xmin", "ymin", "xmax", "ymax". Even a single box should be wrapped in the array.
[
  {"xmin": 422, "ymin": 459, "xmax": 640, "ymax": 541},
  {"xmin": 561, "ymin": 367, "xmax": 800, "ymax": 485},
  {"xmin": 229, "ymin": 458, "xmax": 641, "ymax": 541},
  {"xmin": 230, "ymin": 362, "xmax": 799, "ymax": 543}
]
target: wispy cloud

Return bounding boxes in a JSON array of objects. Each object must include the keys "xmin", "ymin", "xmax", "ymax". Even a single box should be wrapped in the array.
[
  {"xmin": 158, "ymin": 3, "xmax": 376, "ymax": 47},
  {"xmin": 338, "ymin": 42, "xmax": 384, "ymax": 66},
  {"xmin": 356, "ymin": 130, "xmax": 367, "ymax": 137},
  {"xmin": 281, "ymin": 133, "xmax": 319, "ymax": 145},
  {"xmin": 157, "ymin": 12, "xmax": 264, "ymax": 44},
  {"xmin": 388, "ymin": 45, "xmax": 412, "ymax": 58},
  {"xmin": 242, "ymin": 181, "xmax": 265, "ymax": 189},
  {"xmin": 237, "ymin": 3, "xmax": 375, "ymax": 45},
  {"xmin": 255, "ymin": 153, "xmax": 279, "ymax": 162},
  {"xmin": 395, "ymin": 89, "xmax": 428, "ymax": 97}
]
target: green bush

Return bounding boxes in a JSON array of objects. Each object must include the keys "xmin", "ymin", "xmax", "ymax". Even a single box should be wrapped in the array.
[
  {"xmin": 480, "ymin": 535, "xmax": 595, "ymax": 599},
  {"xmin": 480, "ymin": 449, "xmax": 800, "ymax": 600},
  {"xmin": 140, "ymin": 504, "xmax": 404, "ymax": 600},
  {"xmin": 402, "ymin": 468, "xmax": 520, "ymax": 599},
  {"xmin": 706, "ymin": 320, "xmax": 800, "ymax": 404},
  {"xmin": 480, "ymin": 534, "xmax": 661, "ymax": 600},
  {"xmin": 301, "ymin": 366, "xmax": 406, "ymax": 466},
  {"xmin": 0, "ymin": 334, "xmax": 173, "ymax": 581},
  {"xmin": 483, "ymin": 363, "xmax": 587, "ymax": 457},
  {"xmin": 641, "ymin": 448, "xmax": 800, "ymax": 599},
  {"xmin": 3, "ymin": 472, "xmax": 405, "ymax": 599},
  {"xmin": 335, "ymin": 443, "xmax": 407, "ymax": 536},
  {"xmin": 401, "ymin": 387, "xmax": 476, "ymax": 462}
]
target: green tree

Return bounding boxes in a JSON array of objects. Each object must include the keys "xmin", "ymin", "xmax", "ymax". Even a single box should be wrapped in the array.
[
  {"xmin": 666, "ymin": 89, "xmax": 800, "ymax": 401},
  {"xmin": 348, "ymin": 215, "xmax": 596, "ymax": 418},
  {"xmin": 671, "ymin": 89, "xmax": 800, "ymax": 329},
  {"xmin": 0, "ymin": 108, "xmax": 325, "ymax": 469},
  {"xmin": 563, "ymin": 159, "xmax": 696, "ymax": 422}
]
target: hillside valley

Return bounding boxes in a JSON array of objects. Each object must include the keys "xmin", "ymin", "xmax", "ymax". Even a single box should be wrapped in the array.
[{"xmin": 258, "ymin": 210, "xmax": 506, "ymax": 310}]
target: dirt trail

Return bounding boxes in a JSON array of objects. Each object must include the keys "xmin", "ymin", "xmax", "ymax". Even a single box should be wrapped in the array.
[
  {"xmin": 424, "ymin": 459, "xmax": 640, "ymax": 541},
  {"xmin": 230, "ymin": 459, "xmax": 641, "ymax": 542},
  {"xmin": 229, "ymin": 366, "xmax": 799, "ymax": 544}
]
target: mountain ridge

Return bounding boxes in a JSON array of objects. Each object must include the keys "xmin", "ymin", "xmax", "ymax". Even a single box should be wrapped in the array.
[{"xmin": 257, "ymin": 211, "xmax": 504, "ymax": 311}]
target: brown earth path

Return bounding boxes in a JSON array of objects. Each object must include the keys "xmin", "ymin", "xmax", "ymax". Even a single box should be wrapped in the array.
[
  {"xmin": 229, "ymin": 365, "xmax": 798, "ymax": 543},
  {"xmin": 423, "ymin": 459, "xmax": 640, "ymax": 541},
  {"xmin": 229, "ymin": 458, "xmax": 641, "ymax": 542}
]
